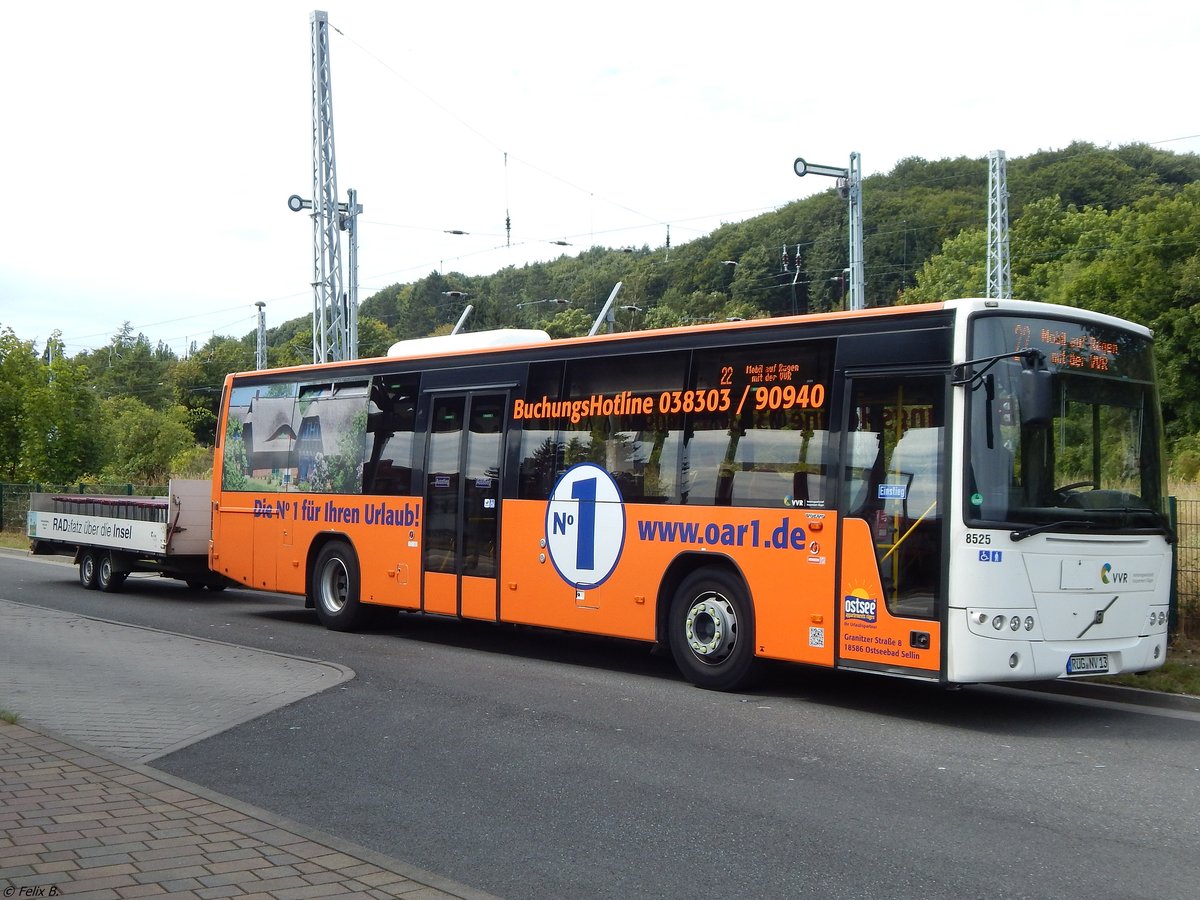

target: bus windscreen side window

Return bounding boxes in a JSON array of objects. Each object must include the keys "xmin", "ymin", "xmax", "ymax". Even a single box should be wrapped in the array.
[
  {"xmin": 221, "ymin": 381, "xmax": 300, "ymax": 492},
  {"xmin": 686, "ymin": 341, "xmax": 833, "ymax": 508}
]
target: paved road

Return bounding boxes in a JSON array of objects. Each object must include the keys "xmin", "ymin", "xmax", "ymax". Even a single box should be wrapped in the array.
[
  {"xmin": 3, "ymin": 551, "xmax": 1200, "ymax": 900},
  {"xmin": 0, "ymin": 597, "xmax": 351, "ymax": 762}
]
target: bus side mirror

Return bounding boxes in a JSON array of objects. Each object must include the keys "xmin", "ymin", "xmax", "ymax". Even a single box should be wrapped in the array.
[{"xmin": 1018, "ymin": 366, "xmax": 1054, "ymax": 427}]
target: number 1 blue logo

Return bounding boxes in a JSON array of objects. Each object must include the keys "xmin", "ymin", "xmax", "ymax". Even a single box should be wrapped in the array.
[
  {"xmin": 571, "ymin": 475, "xmax": 597, "ymax": 570},
  {"xmin": 546, "ymin": 463, "xmax": 625, "ymax": 588}
]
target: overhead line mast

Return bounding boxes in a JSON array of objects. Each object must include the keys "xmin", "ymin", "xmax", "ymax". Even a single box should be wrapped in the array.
[
  {"xmin": 288, "ymin": 9, "xmax": 362, "ymax": 364},
  {"xmin": 987, "ymin": 149, "xmax": 1012, "ymax": 299}
]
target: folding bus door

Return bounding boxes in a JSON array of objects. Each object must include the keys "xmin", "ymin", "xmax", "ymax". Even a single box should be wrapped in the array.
[
  {"xmin": 422, "ymin": 390, "xmax": 508, "ymax": 620},
  {"xmin": 836, "ymin": 372, "xmax": 946, "ymax": 677}
]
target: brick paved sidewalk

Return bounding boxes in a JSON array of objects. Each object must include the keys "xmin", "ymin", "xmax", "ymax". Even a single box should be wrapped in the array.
[{"xmin": 0, "ymin": 722, "xmax": 494, "ymax": 900}]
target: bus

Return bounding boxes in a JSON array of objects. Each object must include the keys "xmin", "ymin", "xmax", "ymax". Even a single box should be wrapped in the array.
[{"xmin": 209, "ymin": 297, "xmax": 1173, "ymax": 690}]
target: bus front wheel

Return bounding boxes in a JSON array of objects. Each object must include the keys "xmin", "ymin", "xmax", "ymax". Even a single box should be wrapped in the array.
[
  {"xmin": 312, "ymin": 541, "xmax": 365, "ymax": 631},
  {"xmin": 668, "ymin": 567, "xmax": 761, "ymax": 691}
]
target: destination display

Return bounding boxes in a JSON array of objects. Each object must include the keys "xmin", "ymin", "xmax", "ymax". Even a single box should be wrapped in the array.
[{"xmin": 974, "ymin": 315, "xmax": 1154, "ymax": 381}]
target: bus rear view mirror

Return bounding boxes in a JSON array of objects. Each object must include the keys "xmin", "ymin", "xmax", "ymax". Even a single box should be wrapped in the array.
[{"xmin": 1018, "ymin": 366, "xmax": 1055, "ymax": 427}]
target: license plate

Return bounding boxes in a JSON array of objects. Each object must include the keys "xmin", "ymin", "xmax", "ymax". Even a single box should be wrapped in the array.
[{"xmin": 1066, "ymin": 653, "xmax": 1110, "ymax": 675}]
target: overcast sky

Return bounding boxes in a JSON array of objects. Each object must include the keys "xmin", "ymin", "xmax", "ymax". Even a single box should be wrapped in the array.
[{"xmin": 2, "ymin": 0, "xmax": 1197, "ymax": 358}]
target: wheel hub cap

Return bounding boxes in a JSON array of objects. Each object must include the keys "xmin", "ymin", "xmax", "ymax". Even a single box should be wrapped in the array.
[{"xmin": 684, "ymin": 592, "xmax": 737, "ymax": 663}]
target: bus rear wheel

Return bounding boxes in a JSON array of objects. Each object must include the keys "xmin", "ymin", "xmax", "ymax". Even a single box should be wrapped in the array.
[
  {"xmin": 79, "ymin": 551, "xmax": 99, "ymax": 590},
  {"xmin": 312, "ymin": 541, "xmax": 366, "ymax": 631},
  {"xmin": 668, "ymin": 567, "xmax": 761, "ymax": 691}
]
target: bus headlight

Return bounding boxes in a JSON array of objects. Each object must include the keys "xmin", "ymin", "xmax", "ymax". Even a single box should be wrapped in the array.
[
  {"xmin": 1024, "ymin": 616, "xmax": 1035, "ymax": 632},
  {"xmin": 992, "ymin": 615, "xmax": 1005, "ymax": 631},
  {"xmin": 1009, "ymin": 616, "xmax": 1021, "ymax": 632}
]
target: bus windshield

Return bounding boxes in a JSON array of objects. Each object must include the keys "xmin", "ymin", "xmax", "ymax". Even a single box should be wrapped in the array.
[{"xmin": 966, "ymin": 314, "xmax": 1166, "ymax": 532}]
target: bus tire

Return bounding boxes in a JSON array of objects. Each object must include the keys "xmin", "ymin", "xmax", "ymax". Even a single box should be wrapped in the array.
[
  {"xmin": 97, "ymin": 554, "xmax": 127, "ymax": 593},
  {"xmin": 312, "ymin": 541, "xmax": 365, "ymax": 631},
  {"xmin": 79, "ymin": 551, "xmax": 99, "ymax": 590},
  {"xmin": 668, "ymin": 567, "xmax": 760, "ymax": 691}
]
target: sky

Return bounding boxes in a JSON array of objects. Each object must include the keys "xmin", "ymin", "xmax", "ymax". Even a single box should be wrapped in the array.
[{"xmin": 2, "ymin": 0, "xmax": 1197, "ymax": 359}]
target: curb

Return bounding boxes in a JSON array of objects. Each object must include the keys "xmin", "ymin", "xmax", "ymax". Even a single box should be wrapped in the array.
[{"xmin": 1013, "ymin": 676, "xmax": 1200, "ymax": 712}]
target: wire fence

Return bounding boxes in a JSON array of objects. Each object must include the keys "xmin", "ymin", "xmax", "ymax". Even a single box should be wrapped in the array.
[
  {"xmin": 2, "ymin": 482, "xmax": 1198, "ymax": 637},
  {"xmin": 1172, "ymin": 498, "xmax": 1199, "ymax": 639}
]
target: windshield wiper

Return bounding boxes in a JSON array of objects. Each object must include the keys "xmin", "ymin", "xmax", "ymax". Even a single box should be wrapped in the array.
[
  {"xmin": 1010, "ymin": 520, "xmax": 1097, "ymax": 542},
  {"xmin": 1010, "ymin": 513, "xmax": 1174, "ymax": 544},
  {"xmin": 1117, "ymin": 508, "xmax": 1177, "ymax": 544},
  {"xmin": 1070, "ymin": 506, "xmax": 1175, "ymax": 542}
]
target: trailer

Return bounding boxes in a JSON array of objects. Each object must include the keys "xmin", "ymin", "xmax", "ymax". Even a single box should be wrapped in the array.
[{"xmin": 26, "ymin": 479, "xmax": 228, "ymax": 592}]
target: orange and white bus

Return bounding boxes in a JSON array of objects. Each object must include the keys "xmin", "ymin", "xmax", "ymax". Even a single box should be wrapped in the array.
[{"xmin": 209, "ymin": 298, "xmax": 1173, "ymax": 690}]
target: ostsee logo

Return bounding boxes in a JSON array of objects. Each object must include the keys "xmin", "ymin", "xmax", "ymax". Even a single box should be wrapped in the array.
[{"xmin": 843, "ymin": 593, "xmax": 878, "ymax": 623}]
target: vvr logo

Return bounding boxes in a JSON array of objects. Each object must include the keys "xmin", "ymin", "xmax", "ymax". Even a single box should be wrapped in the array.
[{"xmin": 1101, "ymin": 562, "xmax": 1128, "ymax": 585}]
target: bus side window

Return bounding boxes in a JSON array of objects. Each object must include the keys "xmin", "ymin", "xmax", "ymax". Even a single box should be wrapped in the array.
[
  {"xmin": 294, "ymin": 381, "xmax": 369, "ymax": 494},
  {"xmin": 223, "ymin": 382, "xmax": 301, "ymax": 492},
  {"xmin": 562, "ymin": 354, "xmax": 687, "ymax": 504},
  {"xmin": 687, "ymin": 342, "xmax": 834, "ymax": 509},
  {"xmin": 518, "ymin": 361, "xmax": 566, "ymax": 500},
  {"xmin": 365, "ymin": 374, "xmax": 419, "ymax": 496}
]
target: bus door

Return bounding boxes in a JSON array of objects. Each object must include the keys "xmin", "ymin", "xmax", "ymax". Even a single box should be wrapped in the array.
[
  {"xmin": 836, "ymin": 372, "xmax": 946, "ymax": 676},
  {"xmin": 422, "ymin": 390, "xmax": 508, "ymax": 621}
]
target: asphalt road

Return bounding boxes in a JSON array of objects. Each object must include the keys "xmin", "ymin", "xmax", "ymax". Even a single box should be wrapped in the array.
[{"xmin": 3, "ymin": 551, "xmax": 1199, "ymax": 900}]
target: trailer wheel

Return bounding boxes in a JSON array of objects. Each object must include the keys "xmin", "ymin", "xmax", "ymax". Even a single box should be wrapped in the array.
[
  {"xmin": 312, "ymin": 540, "xmax": 365, "ymax": 631},
  {"xmin": 79, "ymin": 551, "xmax": 99, "ymax": 590},
  {"xmin": 97, "ymin": 554, "xmax": 127, "ymax": 593},
  {"xmin": 668, "ymin": 567, "xmax": 761, "ymax": 691}
]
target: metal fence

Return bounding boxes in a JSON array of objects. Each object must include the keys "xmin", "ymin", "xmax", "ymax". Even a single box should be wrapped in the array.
[
  {"xmin": 1172, "ymin": 498, "xmax": 1200, "ymax": 639},
  {"xmin": 2, "ymin": 482, "xmax": 1198, "ymax": 636}
]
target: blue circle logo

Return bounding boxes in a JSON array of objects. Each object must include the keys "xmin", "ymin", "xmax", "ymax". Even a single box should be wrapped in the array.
[{"xmin": 545, "ymin": 463, "xmax": 625, "ymax": 589}]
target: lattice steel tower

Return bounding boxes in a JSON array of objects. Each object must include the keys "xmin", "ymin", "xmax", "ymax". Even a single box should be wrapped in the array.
[
  {"xmin": 288, "ymin": 10, "xmax": 361, "ymax": 364},
  {"xmin": 987, "ymin": 149, "xmax": 1011, "ymax": 299}
]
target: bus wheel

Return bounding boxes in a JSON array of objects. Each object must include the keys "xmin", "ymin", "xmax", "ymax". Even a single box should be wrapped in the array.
[
  {"xmin": 79, "ymin": 551, "xmax": 99, "ymax": 590},
  {"xmin": 668, "ymin": 567, "xmax": 760, "ymax": 691},
  {"xmin": 312, "ymin": 541, "xmax": 364, "ymax": 631},
  {"xmin": 97, "ymin": 554, "xmax": 127, "ymax": 593}
]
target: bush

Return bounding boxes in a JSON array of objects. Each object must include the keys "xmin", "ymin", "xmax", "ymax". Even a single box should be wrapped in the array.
[
  {"xmin": 1170, "ymin": 434, "xmax": 1200, "ymax": 482},
  {"xmin": 1173, "ymin": 450, "xmax": 1200, "ymax": 483}
]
